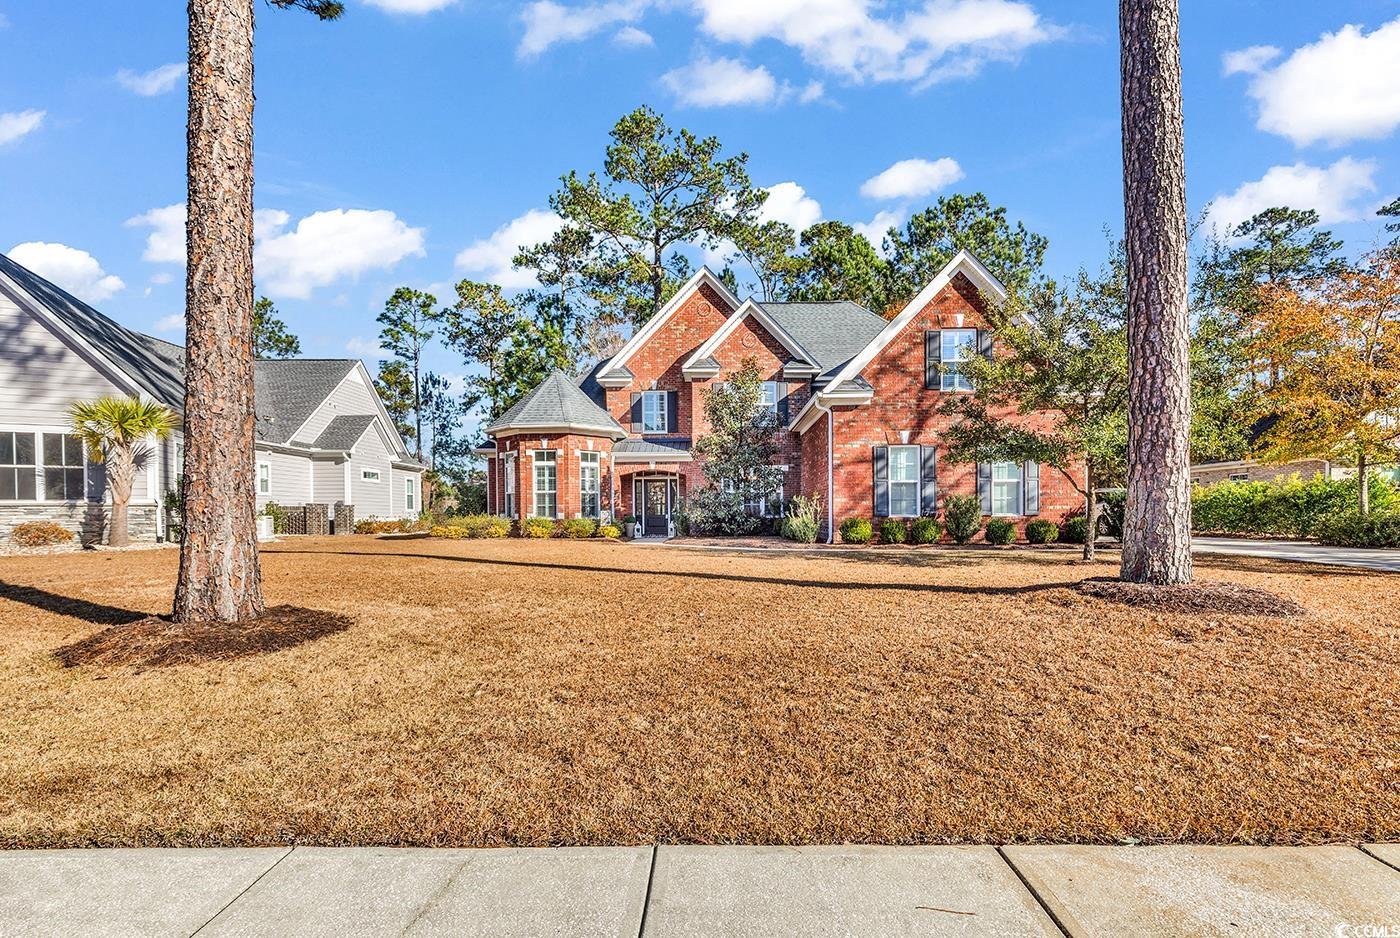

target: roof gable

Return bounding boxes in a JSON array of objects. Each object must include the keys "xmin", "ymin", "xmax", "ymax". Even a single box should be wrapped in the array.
[
  {"xmin": 681, "ymin": 299, "xmax": 817, "ymax": 377},
  {"xmin": 595, "ymin": 267, "xmax": 742, "ymax": 384},
  {"xmin": 254, "ymin": 359, "xmax": 359, "ymax": 444}
]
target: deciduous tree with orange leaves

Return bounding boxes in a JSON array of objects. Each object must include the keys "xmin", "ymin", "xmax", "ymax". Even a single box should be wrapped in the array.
[{"xmin": 1250, "ymin": 249, "xmax": 1400, "ymax": 514}]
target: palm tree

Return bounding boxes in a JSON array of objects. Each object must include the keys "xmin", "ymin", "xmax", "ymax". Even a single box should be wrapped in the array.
[
  {"xmin": 175, "ymin": 0, "xmax": 343, "ymax": 624},
  {"xmin": 70, "ymin": 397, "xmax": 176, "ymax": 549},
  {"xmin": 1119, "ymin": 0, "xmax": 1193, "ymax": 585}
]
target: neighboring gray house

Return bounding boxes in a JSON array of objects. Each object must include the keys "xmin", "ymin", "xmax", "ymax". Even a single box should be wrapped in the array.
[{"xmin": 0, "ymin": 251, "xmax": 424, "ymax": 543}]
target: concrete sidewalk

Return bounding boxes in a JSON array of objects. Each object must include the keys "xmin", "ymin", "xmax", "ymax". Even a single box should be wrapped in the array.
[
  {"xmin": 1192, "ymin": 536, "xmax": 1400, "ymax": 573},
  {"xmin": 1, "ymin": 844, "xmax": 1396, "ymax": 937}
]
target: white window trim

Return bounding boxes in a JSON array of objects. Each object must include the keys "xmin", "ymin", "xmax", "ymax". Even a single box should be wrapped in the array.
[
  {"xmin": 503, "ymin": 454, "xmax": 517, "ymax": 519},
  {"xmin": 257, "ymin": 460, "xmax": 272, "ymax": 497},
  {"xmin": 361, "ymin": 468, "xmax": 382, "ymax": 482},
  {"xmin": 759, "ymin": 381, "xmax": 780, "ymax": 420},
  {"xmin": 940, "ymin": 328, "xmax": 977, "ymax": 393},
  {"xmin": 990, "ymin": 461, "xmax": 1024, "ymax": 517},
  {"xmin": 532, "ymin": 450, "xmax": 558, "ymax": 519},
  {"xmin": 0, "ymin": 427, "xmax": 98, "ymax": 505},
  {"xmin": 579, "ymin": 451, "xmax": 601, "ymax": 519},
  {"xmin": 641, "ymin": 390, "xmax": 668, "ymax": 434},
  {"xmin": 404, "ymin": 475, "xmax": 417, "ymax": 512},
  {"xmin": 887, "ymin": 444, "xmax": 921, "ymax": 518}
]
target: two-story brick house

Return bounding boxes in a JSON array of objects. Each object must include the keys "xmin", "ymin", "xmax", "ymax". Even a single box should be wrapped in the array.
[{"xmin": 478, "ymin": 250, "xmax": 1084, "ymax": 541}]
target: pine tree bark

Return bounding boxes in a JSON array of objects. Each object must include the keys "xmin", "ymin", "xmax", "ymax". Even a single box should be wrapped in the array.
[
  {"xmin": 174, "ymin": 0, "xmax": 265, "ymax": 623},
  {"xmin": 1119, "ymin": 0, "xmax": 1193, "ymax": 585}
]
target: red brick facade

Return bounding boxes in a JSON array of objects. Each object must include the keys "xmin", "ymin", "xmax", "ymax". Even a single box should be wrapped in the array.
[{"xmin": 484, "ymin": 263, "xmax": 1086, "ymax": 540}]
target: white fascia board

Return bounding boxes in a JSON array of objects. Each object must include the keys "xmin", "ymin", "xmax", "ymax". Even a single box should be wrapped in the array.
[
  {"xmin": 680, "ymin": 299, "xmax": 817, "ymax": 376},
  {"xmin": 488, "ymin": 423, "xmax": 628, "ymax": 441},
  {"xmin": 599, "ymin": 266, "xmax": 744, "ymax": 378},
  {"xmin": 789, "ymin": 386, "xmax": 875, "ymax": 435},
  {"xmin": 818, "ymin": 249, "xmax": 1010, "ymax": 393}
]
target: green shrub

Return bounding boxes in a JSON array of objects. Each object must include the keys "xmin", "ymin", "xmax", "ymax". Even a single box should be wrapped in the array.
[
  {"xmin": 10, "ymin": 521, "xmax": 75, "ymax": 548},
  {"xmin": 839, "ymin": 517, "xmax": 873, "ymax": 544},
  {"xmin": 943, "ymin": 495, "xmax": 983, "ymax": 544},
  {"xmin": 560, "ymin": 518, "xmax": 598, "ymax": 539},
  {"xmin": 1025, "ymin": 519, "xmax": 1060, "ymax": 544},
  {"xmin": 597, "ymin": 523, "xmax": 622, "ymax": 539},
  {"xmin": 519, "ymin": 517, "xmax": 557, "ymax": 539},
  {"xmin": 264, "ymin": 501, "xmax": 290, "ymax": 534},
  {"xmin": 879, "ymin": 518, "xmax": 907, "ymax": 544},
  {"xmin": 984, "ymin": 518, "xmax": 1016, "ymax": 545},
  {"xmin": 684, "ymin": 487, "xmax": 766, "ymax": 536},
  {"xmin": 1314, "ymin": 510, "xmax": 1400, "ymax": 548},
  {"xmin": 1191, "ymin": 473, "xmax": 1398, "ymax": 538},
  {"xmin": 430, "ymin": 525, "xmax": 468, "ymax": 539},
  {"xmin": 782, "ymin": 494, "xmax": 821, "ymax": 543},
  {"xmin": 1059, "ymin": 516, "xmax": 1089, "ymax": 544},
  {"xmin": 909, "ymin": 516, "xmax": 942, "ymax": 544}
]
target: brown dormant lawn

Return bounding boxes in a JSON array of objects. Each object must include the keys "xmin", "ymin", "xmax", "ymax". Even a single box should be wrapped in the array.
[{"xmin": 1, "ymin": 536, "xmax": 1395, "ymax": 848}]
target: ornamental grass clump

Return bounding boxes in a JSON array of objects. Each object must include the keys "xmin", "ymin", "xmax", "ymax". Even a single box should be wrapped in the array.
[
  {"xmin": 782, "ymin": 495, "xmax": 821, "ymax": 544},
  {"xmin": 9, "ymin": 521, "xmax": 75, "ymax": 548}
]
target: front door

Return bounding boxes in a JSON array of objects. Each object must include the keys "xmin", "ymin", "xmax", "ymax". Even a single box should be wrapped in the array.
[{"xmin": 642, "ymin": 479, "xmax": 669, "ymax": 536}]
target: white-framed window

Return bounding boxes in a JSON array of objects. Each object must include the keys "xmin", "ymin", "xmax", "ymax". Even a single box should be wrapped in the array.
[
  {"xmin": 1228, "ymin": 472, "xmax": 1248, "ymax": 482},
  {"xmin": 503, "ymin": 454, "xmax": 517, "ymax": 518},
  {"xmin": 361, "ymin": 468, "xmax": 382, "ymax": 482},
  {"xmin": 0, "ymin": 431, "xmax": 38, "ymax": 501},
  {"xmin": 404, "ymin": 476, "xmax": 417, "ymax": 512},
  {"xmin": 940, "ymin": 328, "xmax": 978, "ymax": 392},
  {"xmin": 641, "ymin": 391, "xmax": 668, "ymax": 433},
  {"xmin": 257, "ymin": 461, "xmax": 271, "ymax": 496},
  {"xmin": 42, "ymin": 433, "xmax": 87, "ymax": 501},
  {"xmin": 759, "ymin": 381, "xmax": 780, "ymax": 420},
  {"xmin": 174, "ymin": 442, "xmax": 184, "ymax": 476},
  {"xmin": 888, "ymin": 445, "xmax": 920, "ymax": 517},
  {"xmin": 579, "ymin": 451, "xmax": 601, "ymax": 518},
  {"xmin": 533, "ymin": 450, "xmax": 557, "ymax": 518},
  {"xmin": 991, "ymin": 461, "xmax": 1023, "ymax": 516}
]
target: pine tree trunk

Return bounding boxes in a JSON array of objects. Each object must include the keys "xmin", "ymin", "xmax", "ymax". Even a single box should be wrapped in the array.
[
  {"xmin": 1119, "ymin": 0, "xmax": 1193, "ymax": 585},
  {"xmin": 107, "ymin": 447, "xmax": 134, "ymax": 549},
  {"xmin": 174, "ymin": 0, "xmax": 265, "ymax": 623}
]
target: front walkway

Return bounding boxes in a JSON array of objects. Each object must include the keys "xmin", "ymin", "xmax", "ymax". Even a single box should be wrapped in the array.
[{"xmin": 2, "ymin": 844, "xmax": 1396, "ymax": 936}]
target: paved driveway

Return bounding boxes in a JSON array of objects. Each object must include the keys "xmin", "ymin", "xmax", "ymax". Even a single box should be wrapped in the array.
[{"xmin": 1193, "ymin": 536, "xmax": 1400, "ymax": 573}]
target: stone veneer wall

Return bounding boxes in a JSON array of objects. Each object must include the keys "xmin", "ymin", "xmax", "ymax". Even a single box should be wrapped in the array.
[{"xmin": 0, "ymin": 504, "xmax": 160, "ymax": 546}]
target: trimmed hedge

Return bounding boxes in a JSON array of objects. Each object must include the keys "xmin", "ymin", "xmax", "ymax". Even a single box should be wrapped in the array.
[
  {"xmin": 1314, "ymin": 510, "xmax": 1400, "ymax": 548},
  {"xmin": 943, "ymin": 495, "xmax": 982, "ymax": 545},
  {"xmin": 430, "ymin": 514, "xmax": 512, "ymax": 539},
  {"xmin": 597, "ymin": 523, "xmax": 622, "ymax": 539},
  {"xmin": 560, "ymin": 518, "xmax": 598, "ymax": 539},
  {"xmin": 1026, "ymin": 519, "xmax": 1059, "ymax": 544},
  {"xmin": 839, "ymin": 517, "xmax": 873, "ymax": 545},
  {"xmin": 910, "ymin": 516, "xmax": 942, "ymax": 545},
  {"xmin": 519, "ymin": 517, "xmax": 557, "ymax": 538},
  {"xmin": 10, "ymin": 521, "xmax": 75, "ymax": 548},
  {"xmin": 984, "ymin": 518, "xmax": 1016, "ymax": 545},
  {"xmin": 1059, "ymin": 516, "xmax": 1090, "ymax": 544},
  {"xmin": 1192, "ymin": 474, "xmax": 1398, "ymax": 538},
  {"xmin": 879, "ymin": 518, "xmax": 907, "ymax": 544}
]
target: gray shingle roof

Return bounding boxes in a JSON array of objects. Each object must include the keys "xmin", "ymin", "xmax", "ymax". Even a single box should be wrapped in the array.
[
  {"xmin": 487, "ymin": 370, "xmax": 626, "ymax": 438},
  {"xmin": 759, "ymin": 300, "xmax": 888, "ymax": 376},
  {"xmin": 253, "ymin": 359, "xmax": 359, "ymax": 444},
  {"xmin": 614, "ymin": 438, "xmax": 691, "ymax": 456},
  {"xmin": 303, "ymin": 414, "xmax": 377, "ymax": 451}
]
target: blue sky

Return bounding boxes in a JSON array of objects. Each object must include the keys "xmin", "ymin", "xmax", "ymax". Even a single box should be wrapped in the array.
[{"xmin": 3, "ymin": 0, "xmax": 1399, "ymax": 437}]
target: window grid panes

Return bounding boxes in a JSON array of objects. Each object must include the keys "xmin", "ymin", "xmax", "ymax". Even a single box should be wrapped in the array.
[
  {"xmin": 889, "ymin": 445, "xmax": 920, "ymax": 517},
  {"xmin": 0, "ymin": 431, "xmax": 37, "ymax": 501},
  {"xmin": 258, "ymin": 463, "xmax": 271, "ymax": 495},
  {"xmin": 533, "ymin": 451, "xmax": 557, "ymax": 518},
  {"xmin": 991, "ymin": 462, "xmax": 1022, "ymax": 516},
  {"xmin": 940, "ymin": 328, "xmax": 977, "ymax": 392},
  {"xmin": 759, "ymin": 382, "xmax": 780, "ymax": 420},
  {"xmin": 42, "ymin": 434, "xmax": 86, "ymax": 501},
  {"xmin": 641, "ymin": 391, "xmax": 667, "ymax": 433},
  {"xmin": 580, "ymin": 452, "xmax": 600, "ymax": 518},
  {"xmin": 362, "ymin": 469, "xmax": 381, "ymax": 482},
  {"xmin": 405, "ymin": 477, "xmax": 416, "ymax": 512}
]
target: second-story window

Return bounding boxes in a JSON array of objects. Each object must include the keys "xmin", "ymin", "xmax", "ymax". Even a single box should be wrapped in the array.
[
  {"xmin": 759, "ymin": 382, "xmax": 780, "ymax": 421},
  {"xmin": 941, "ymin": 328, "xmax": 978, "ymax": 392},
  {"xmin": 641, "ymin": 391, "xmax": 668, "ymax": 433}
]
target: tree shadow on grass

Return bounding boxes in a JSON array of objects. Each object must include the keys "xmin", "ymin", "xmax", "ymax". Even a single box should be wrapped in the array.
[
  {"xmin": 0, "ymin": 580, "xmax": 149, "ymax": 626},
  {"xmin": 279, "ymin": 549, "xmax": 1083, "ymax": 598}
]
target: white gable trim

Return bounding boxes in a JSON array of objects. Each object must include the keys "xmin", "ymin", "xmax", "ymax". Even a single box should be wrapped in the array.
[
  {"xmin": 599, "ymin": 266, "xmax": 743, "ymax": 379},
  {"xmin": 819, "ymin": 249, "xmax": 1009, "ymax": 393},
  {"xmin": 284, "ymin": 362, "xmax": 416, "ymax": 462},
  {"xmin": 681, "ymin": 299, "xmax": 817, "ymax": 378}
]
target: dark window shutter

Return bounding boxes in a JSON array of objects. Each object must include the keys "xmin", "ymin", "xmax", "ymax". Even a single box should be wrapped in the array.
[
  {"xmin": 977, "ymin": 462, "xmax": 993, "ymax": 514},
  {"xmin": 924, "ymin": 330, "xmax": 941, "ymax": 389},
  {"xmin": 1024, "ymin": 461, "xmax": 1040, "ymax": 515},
  {"xmin": 777, "ymin": 383, "xmax": 790, "ymax": 426},
  {"xmin": 920, "ymin": 445, "xmax": 938, "ymax": 515},
  {"xmin": 872, "ymin": 445, "xmax": 889, "ymax": 517},
  {"xmin": 630, "ymin": 393, "xmax": 643, "ymax": 433},
  {"xmin": 666, "ymin": 391, "xmax": 678, "ymax": 434},
  {"xmin": 977, "ymin": 329, "xmax": 994, "ymax": 358}
]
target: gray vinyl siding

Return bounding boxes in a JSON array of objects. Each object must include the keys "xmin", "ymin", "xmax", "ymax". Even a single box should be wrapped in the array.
[
  {"xmin": 392, "ymin": 467, "xmax": 423, "ymax": 517},
  {"xmin": 295, "ymin": 366, "xmax": 383, "ymax": 444},
  {"xmin": 312, "ymin": 458, "xmax": 347, "ymax": 508},
  {"xmin": 255, "ymin": 449, "xmax": 313, "ymax": 512},
  {"xmin": 0, "ymin": 293, "xmax": 133, "ymax": 426},
  {"xmin": 350, "ymin": 428, "xmax": 394, "ymax": 518}
]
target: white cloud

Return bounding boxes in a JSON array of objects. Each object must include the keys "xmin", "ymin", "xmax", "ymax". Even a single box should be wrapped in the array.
[
  {"xmin": 519, "ymin": 0, "xmax": 646, "ymax": 57},
  {"xmin": 760, "ymin": 182, "xmax": 822, "ymax": 231},
  {"xmin": 150, "ymin": 272, "xmax": 174, "ymax": 285},
  {"xmin": 1233, "ymin": 18, "xmax": 1400, "ymax": 147},
  {"xmin": 797, "ymin": 80, "xmax": 825, "ymax": 104},
  {"xmin": 363, "ymin": 0, "xmax": 457, "ymax": 12},
  {"xmin": 0, "ymin": 109, "xmax": 45, "ymax": 146},
  {"xmin": 254, "ymin": 209, "xmax": 291, "ymax": 241},
  {"xmin": 154, "ymin": 314, "xmax": 184, "ymax": 334},
  {"xmin": 116, "ymin": 63, "xmax": 186, "ymax": 96},
  {"xmin": 662, "ymin": 56, "xmax": 781, "ymax": 107},
  {"xmin": 1220, "ymin": 45, "xmax": 1279, "ymax": 77},
  {"xmin": 345, "ymin": 336, "xmax": 384, "ymax": 356},
  {"xmin": 1205, "ymin": 158, "xmax": 1379, "ymax": 234},
  {"xmin": 7, "ymin": 242, "xmax": 125, "ymax": 302},
  {"xmin": 860, "ymin": 157, "xmax": 964, "ymax": 201},
  {"xmin": 454, "ymin": 208, "xmax": 563, "ymax": 288},
  {"xmin": 125, "ymin": 203, "xmax": 186, "ymax": 263},
  {"xmin": 689, "ymin": 0, "xmax": 1059, "ymax": 87},
  {"xmin": 613, "ymin": 25, "xmax": 653, "ymax": 47},
  {"xmin": 256, "ymin": 209, "xmax": 426, "ymax": 300},
  {"xmin": 853, "ymin": 209, "xmax": 906, "ymax": 252}
]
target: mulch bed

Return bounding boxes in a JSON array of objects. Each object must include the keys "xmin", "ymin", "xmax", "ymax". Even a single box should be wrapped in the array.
[
  {"xmin": 1076, "ymin": 577, "xmax": 1306, "ymax": 618},
  {"xmin": 53, "ymin": 605, "xmax": 351, "ymax": 671}
]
